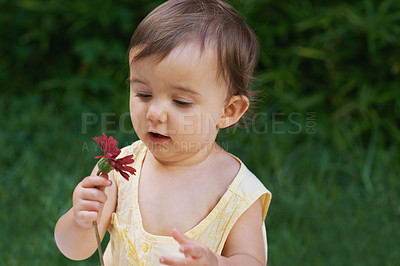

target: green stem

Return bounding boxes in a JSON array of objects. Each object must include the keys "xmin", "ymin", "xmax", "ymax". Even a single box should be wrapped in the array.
[
  {"xmin": 93, "ymin": 221, "xmax": 105, "ymax": 266},
  {"xmin": 95, "ymin": 169, "xmax": 104, "ymax": 266}
]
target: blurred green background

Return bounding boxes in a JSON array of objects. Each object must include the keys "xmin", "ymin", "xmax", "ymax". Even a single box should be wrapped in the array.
[{"xmin": 1, "ymin": 0, "xmax": 399, "ymax": 265}]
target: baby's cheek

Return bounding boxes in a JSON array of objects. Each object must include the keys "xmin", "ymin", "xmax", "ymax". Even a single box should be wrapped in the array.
[
  {"xmin": 199, "ymin": 112, "xmax": 220, "ymax": 135},
  {"xmin": 130, "ymin": 113, "xmax": 143, "ymax": 132},
  {"xmin": 177, "ymin": 112, "xmax": 201, "ymax": 135}
]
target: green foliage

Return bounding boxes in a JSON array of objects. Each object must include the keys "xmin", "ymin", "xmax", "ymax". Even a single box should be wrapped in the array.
[{"xmin": 1, "ymin": 0, "xmax": 399, "ymax": 265}]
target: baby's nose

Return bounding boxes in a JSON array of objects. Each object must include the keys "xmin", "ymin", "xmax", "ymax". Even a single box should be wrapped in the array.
[{"xmin": 146, "ymin": 102, "xmax": 167, "ymax": 123}]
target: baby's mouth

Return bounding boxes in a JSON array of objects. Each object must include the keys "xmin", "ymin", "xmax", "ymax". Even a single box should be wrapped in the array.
[
  {"xmin": 148, "ymin": 132, "xmax": 171, "ymax": 142},
  {"xmin": 150, "ymin": 132, "xmax": 168, "ymax": 138}
]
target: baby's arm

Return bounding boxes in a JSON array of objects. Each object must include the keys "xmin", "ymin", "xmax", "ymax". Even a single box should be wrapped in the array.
[
  {"xmin": 218, "ymin": 198, "xmax": 266, "ymax": 265},
  {"xmin": 54, "ymin": 165, "xmax": 117, "ymax": 260}
]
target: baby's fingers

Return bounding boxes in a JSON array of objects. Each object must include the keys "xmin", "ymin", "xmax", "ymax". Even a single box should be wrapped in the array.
[
  {"xmin": 171, "ymin": 228, "xmax": 192, "ymax": 245},
  {"xmin": 159, "ymin": 256, "xmax": 186, "ymax": 265},
  {"xmin": 78, "ymin": 199, "xmax": 105, "ymax": 212},
  {"xmin": 179, "ymin": 244, "xmax": 204, "ymax": 259},
  {"xmin": 74, "ymin": 198, "xmax": 105, "ymax": 225},
  {"xmin": 74, "ymin": 210, "xmax": 99, "ymax": 227},
  {"xmin": 81, "ymin": 175, "xmax": 111, "ymax": 189},
  {"xmin": 79, "ymin": 187, "xmax": 108, "ymax": 203}
]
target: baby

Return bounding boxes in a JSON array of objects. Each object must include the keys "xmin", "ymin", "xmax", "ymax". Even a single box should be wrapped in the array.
[{"xmin": 55, "ymin": 0, "xmax": 271, "ymax": 265}]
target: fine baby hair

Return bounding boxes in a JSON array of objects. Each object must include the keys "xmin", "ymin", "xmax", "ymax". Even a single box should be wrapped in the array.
[{"xmin": 129, "ymin": 0, "xmax": 259, "ymax": 104}]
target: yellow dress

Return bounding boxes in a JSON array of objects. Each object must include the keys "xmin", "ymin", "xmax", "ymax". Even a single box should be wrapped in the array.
[{"xmin": 103, "ymin": 140, "xmax": 271, "ymax": 265}]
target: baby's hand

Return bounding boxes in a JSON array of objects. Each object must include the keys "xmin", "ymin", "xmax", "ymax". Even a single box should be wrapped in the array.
[
  {"xmin": 72, "ymin": 173, "xmax": 111, "ymax": 229},
  {"xmin": 159, "ymin": 228, "xmax": 218, "ymax": 266}
]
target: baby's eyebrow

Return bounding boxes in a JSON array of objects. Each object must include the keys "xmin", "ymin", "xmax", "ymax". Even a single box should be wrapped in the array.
[
  {"xmin": 130, "ymin": 78, "xmax": 201, "ymax": 97},
  {"xmin": 172, "ymin": 86, "xmax": 201, "ymax": 96},
  {"xmin": 130, "ymin": 78, "xmax": 146, "ymax": 85}
]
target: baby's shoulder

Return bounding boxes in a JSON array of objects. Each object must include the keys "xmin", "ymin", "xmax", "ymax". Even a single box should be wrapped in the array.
[
  {"xmin": 217, "ymin": 151, "xmax": 242, "ymax": 179},
  {"xmin": 225, "ymin": 153, "xmax": 270, "ymax": 196}
]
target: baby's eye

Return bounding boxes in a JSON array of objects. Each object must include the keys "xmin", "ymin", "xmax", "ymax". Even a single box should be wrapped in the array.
[
  {"xmin": 135, "ymin": 93, "xmax": 152, "ymax": 100},
  {"xmin": 174, "ymin": 99, "xmax": 192, "ymax": 107}
]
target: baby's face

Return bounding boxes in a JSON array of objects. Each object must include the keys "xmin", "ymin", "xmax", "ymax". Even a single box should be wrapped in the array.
[{"xmin": 129, "ymin": 43, "xmax": 229, "ymax": 165}]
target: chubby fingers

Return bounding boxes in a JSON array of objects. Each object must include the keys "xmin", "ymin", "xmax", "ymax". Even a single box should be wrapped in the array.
[
  {"xmin": 72, "ymin": 175, "xmax": 112, "ymax": 228},
  {"xmin": 159, "ymin": 256, "xmax": 187, "ymax": 265},
  {"xmin": 159, "ymin": 244, "xmax": 205, "ymax": 265},
  {"xmin": 179, "ymin": 244, "xmax": 205, "ymax": 259},
  {"xmin": 172, "ymin": 229, "xmax": 204, "ymax": 258},
  {"xmin": 81, "ymin": 177, "xmax": 111, "ymax": 200},
  {"xmin": 160, "ymin": 229, "xmax": 218, "ymax": 265},
  {"xmin": 171, "ymin": 228, "xmax": 191, "ymax": 245},
  {"xmin": 81, "ymin": 174, "xmax": 110, "ymax": 188}
]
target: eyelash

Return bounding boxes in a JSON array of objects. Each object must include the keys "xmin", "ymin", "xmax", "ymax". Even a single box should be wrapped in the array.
[
  {"xmin": 135, "ymin": 93, "xmax": 192, "ymax": 108},
  {"xmin": 174, "ymin": 100, "xmax": 192, "ymax": 107},
  {"xmin": 135, "ymin": 92, "xmax": 151, "ymax": 99}
]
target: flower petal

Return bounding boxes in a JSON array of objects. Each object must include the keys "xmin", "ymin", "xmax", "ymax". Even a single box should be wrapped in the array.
[
  {"xmin": 119, "ymin": 171, "xmax": 130, "ymax": 181},
  {"xmin": 93, "ymin": 133, "xmax": 136, "ymax": 181},
  {"xmin": 93, "ymin": 133, "xmax": 121, "ymax": 159}
]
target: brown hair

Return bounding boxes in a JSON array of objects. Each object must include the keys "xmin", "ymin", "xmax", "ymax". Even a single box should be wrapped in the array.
[{"xmin": 128, "ymin": 0, "xmax": 259, "ymax": 101}]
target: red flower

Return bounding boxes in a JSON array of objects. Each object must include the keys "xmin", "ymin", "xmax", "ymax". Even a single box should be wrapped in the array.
[{"xmin": 93, "ymin": 133, "xmax": 136, "ymax": 180}]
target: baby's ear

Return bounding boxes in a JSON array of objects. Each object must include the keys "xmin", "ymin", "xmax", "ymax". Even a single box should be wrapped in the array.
[{"xmin": 217, "ymin": 95, "xmax": 249, "ymax": 129}]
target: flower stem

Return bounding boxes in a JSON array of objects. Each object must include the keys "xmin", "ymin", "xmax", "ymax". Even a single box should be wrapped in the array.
[
  {"xmin": 95, "ymin": 169, "xmax": 104, "ymax": 266},
  {"xmin": 93, "ymin": 221, "xmax": 105, "ymax": 266}
]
